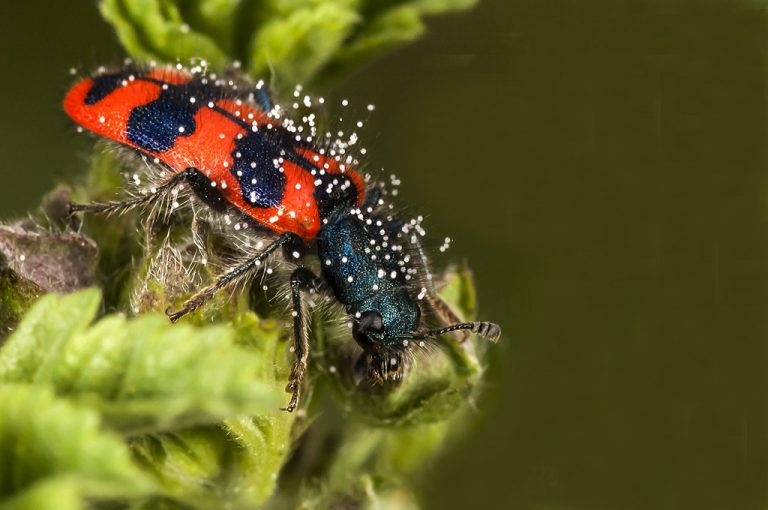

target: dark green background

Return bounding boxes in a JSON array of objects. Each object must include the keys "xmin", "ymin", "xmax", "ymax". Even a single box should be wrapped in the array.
[{"xmin": 1, "ymin": 1, "xmax": 766, "ymax": 509}]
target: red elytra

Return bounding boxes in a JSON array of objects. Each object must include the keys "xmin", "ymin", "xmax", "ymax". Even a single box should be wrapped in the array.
[{"xmin": 64, "ymin": 66, "xmax": 366, "ymax": 240}]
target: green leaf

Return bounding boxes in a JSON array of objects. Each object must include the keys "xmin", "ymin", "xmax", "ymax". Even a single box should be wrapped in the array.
[
  {"xmin": 221, "ymin": 314, "xmax": 299, "ymax": 504},
  {"xmin": 100, "ymin": 0, "xmax": 478, "ymax": 88},
  {"xmin": 0, "ymin": 289, "xmax": 279, "ymax": 434},
  {"xmin": 0, "ymin": 267, "xmax": 42, "ymax": 339},
  {"xmin": 100, "ymin": 0, "xmax": 228, "ymax": 64},
  {"xmin": 173, "ymin": 0, "xmax": 242, "ymax": 54},
  {"xmin": 322, "ymin": 5, "xmax": 425, "ymax": 80},
  {"xmin": 129, "ymin": 314, "xmax": 297, "ymax": 507},
  {"xmin": 131, "ymin": 427, "xmax": 239, "ymax": 507},
  {"xmin": 410, "ymin": 0, "xmax": 478, "ymax": 15},
  {"xmin": 0, "ymin": 384, "xmax": 151, "ymax": 503},
  {"xmin": 0, "ymin": 289, "xmax": 101, "ymax": 383},
  {"xmin": 248, "ymin": 4, "xmax": 360, "ymax": 88},
  {"xmin": 0, "ymin": 478, "xmax": 81, "ymax": 510}
]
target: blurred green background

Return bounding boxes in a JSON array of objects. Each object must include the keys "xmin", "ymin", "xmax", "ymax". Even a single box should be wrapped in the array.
[{"xmin": 1, "ymin": 1, "xmax": 766, "ymax": 509}]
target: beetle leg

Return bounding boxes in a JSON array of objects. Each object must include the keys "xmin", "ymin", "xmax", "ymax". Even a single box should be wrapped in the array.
[
  {"xmin": 361, "ymin": 182, "xmax": 385, "ymax": 211},
  {"xmin": 283, "ymin": 267, "xmax": 322, "ymax": 412},
  {"xmin": 167, "ymin": 232, "xmax": 299, "ymax": 321},
  {"xmin": 254, "ymin": 86, "xmax": 273, "ymax": 112},
  {"xmin": 68, "ymin": 166, "xmax": 194, "ymax": 217},
  {"xmin": 408, "ymin": 233, "xmax": 470, "ymax": 342}
]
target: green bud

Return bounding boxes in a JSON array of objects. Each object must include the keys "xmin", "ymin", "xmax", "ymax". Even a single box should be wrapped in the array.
[
  {"xmin": 319, "ymin": 266, "xmax": 486, "ymax": 426},
  {"xmin": 99, "ymin": 0, "xmax": 479, "ymax": 89}
]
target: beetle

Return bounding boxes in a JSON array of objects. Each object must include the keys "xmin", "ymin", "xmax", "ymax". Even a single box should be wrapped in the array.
[
  {"xmin": 65, "ymin": 64, "xmax": 501, "ymax": 410},
  {"xmin": 64, "ymin": 64, "xmax": 365, "ymax": 240}
]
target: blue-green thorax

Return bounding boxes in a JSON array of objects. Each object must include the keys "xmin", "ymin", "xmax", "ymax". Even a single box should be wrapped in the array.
[{"xmin": 317, "ymin": 213, "xmax": 420, "ymax": 353}]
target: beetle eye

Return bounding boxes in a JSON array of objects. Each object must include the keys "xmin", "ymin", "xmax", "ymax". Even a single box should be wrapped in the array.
[
  {"xmin": 358, "ymin": 311, "xmax": 383, "ymax": 332},
  {"xmin": 353, "ymin": 311, "xmax": 384, "ymax": 350}
]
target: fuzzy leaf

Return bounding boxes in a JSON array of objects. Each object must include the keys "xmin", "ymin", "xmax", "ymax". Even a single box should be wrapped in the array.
[
  {"xmin": 0, "ymin": 226, "xmax": 98, "ymax": 294},
  {"xmin": 72, "ymin": 148, "xmax": 144, "ymax": 310},
  {"xmin": 0, "ymin": 385, "xmax": 152, "ymax": 504},
  {"xmin": 221, "ymin": 313, "xmax": 297, "ymax": 505},
  {"xmin": 0, "ymin": 289, "xmax": 278, "ymax": 434},
  {"xmin": 129, "ymin": 314, "xmax": 296, "ymax": 508}
]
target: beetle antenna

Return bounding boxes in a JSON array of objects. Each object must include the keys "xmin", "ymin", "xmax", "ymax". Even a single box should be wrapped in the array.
[{"xmin": 405, "ymin": 321, "xmax": 501, "ymax": 343}]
